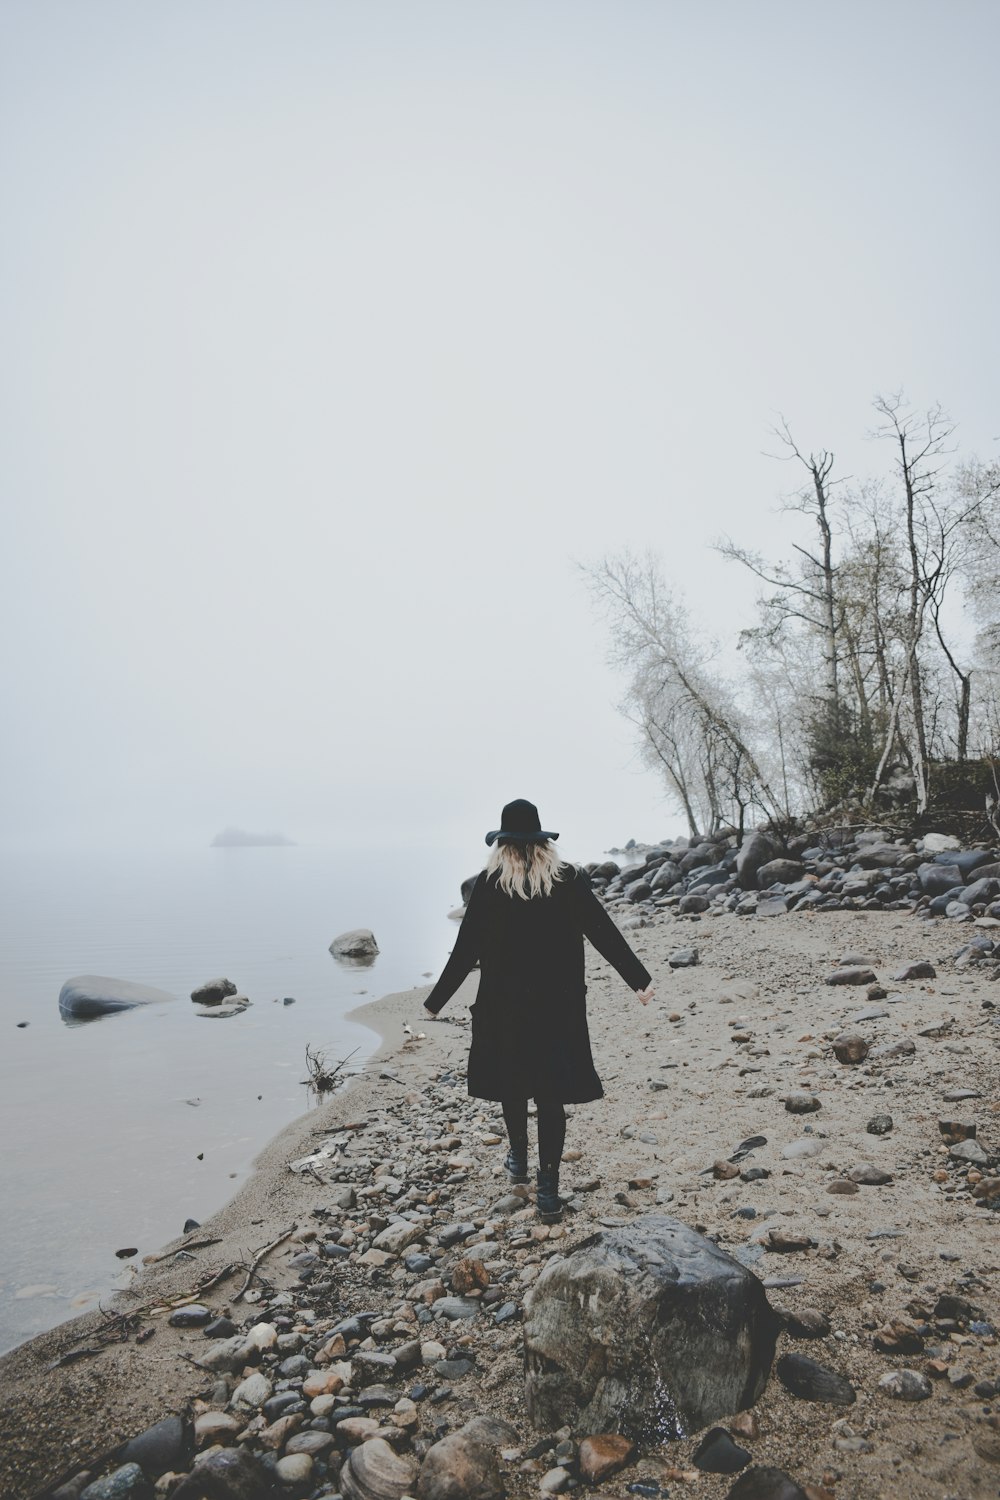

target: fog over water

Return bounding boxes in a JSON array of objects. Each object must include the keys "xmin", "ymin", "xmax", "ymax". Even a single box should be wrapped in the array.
[{"xmin": 1, "ymin": 1, "xmax": 998, "ymax": 856}]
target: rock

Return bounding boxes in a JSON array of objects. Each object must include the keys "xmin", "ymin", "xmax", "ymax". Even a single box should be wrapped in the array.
[
  {"xmin": 459, "ymin": 1416, "xmax": 520, "ymax": 1450},
  {"xmin": 756, "ymin": 897, "xmax": 788, "ymax": 917},
  {"xmin": 342, "ymin": 1437, "xmax": 417, "ymax": 1500},
  {"xmin": 434, "ymin": 1297, "xmax": 480, "ymax": 1320},
  {"xmin": 728, "ymin": 1410, "xmax": 760, "ymax": 1441},
  {"xmin": 372, "ymin": 1221, "xmax": 425, "ymax": 1254},
  {"xmin": 824, "ymin": 967, "xmax": 877, "ymax": 986},
  {"xmin": 714, "ymin": 1160, "xmax": 742, "ymax": 1180},
  {"xmin": 826, "ymin": 1179, "xmax": 858, "ymax": 1195},
  {"xmin": 973, "ymin": 1415, "xmax": 1000, "ymax": 1464},
  {"xmin": 938, "ymin": 1118, "xmax": 976, "ymax": 1142},
  {"xmin": 119, "ymin": 1415, "xmax": 193, "ymax": 1477},
  {"xmin": 784, "ymin": 1094, "xmax": 821, "ymax": 1114},
  {"xmin": 650, "ymin": 861, "xmax": 683, "ymax": 892},
  {"xmin": 58, "ymin": 975, "xmax": 175, "ymax": 1021},
  {"xmin": 80, "ymin": 1467, "xmax": 151, "ymax": 1500},
  {"xmin": 866, "ymin": 1114, "xmax": 893, "ymax": 1135},
  {"xmin": 724, "ymin": 1469, "xmax": 809, "ymax": 1500},
  {"xmin": 539, "ymin": 1469, "xmax": 571, "ymax": 1494},
  {"xmin": 892, "ymin": 962, "xmax": 936, "ymax": 981},
  {"xmin": 190, "ymin": 977, "xmax": 238, "ymax": 1005},
  {"xmin": 693, "ymin": 1427, "xmax": 751, "ymax": 1473},
  {"xmin": 921, "ymin": 833, "xmax": 961, "ymax": 853},
  {"xmin": 678, "ymin": 892, "xmax": 710, "ymax": 914},
  {"xmin": 737, "ymin": 831, "xmax": 780, "ymax": 891},
  {"xmin": 780, "ymin": 1138, "xmax": 824, "ymax": 1160},
  {"xmin": 878, "ymin": 1369, "xmax": 932, "ymax": 1401},
  {"xmin": 274, "ymin": 1453, "xmax": 314, "ymax": 1489},
  {"xmin": 200, "ymin": 1335, "xmax": 250, "ymax": 1373},
  {"xmin": 832, "ymin": 1032, "xmax": 868, "ymax": 1064},
  {"xmin": 285, "ymin": 1431, "xmax": 336, "ymax": 1456},
  {"xmin": 949, "ymin": 1139, "xmax": 991, "ymax": 1167},
  {"xmin": 848, "ymin": 1163, "xmax": 893, "ymax": 1186},
  {"xmin": 919, "ymin": 862, "xmax": 964, "ymax": 896},
  {"xmin": 416, "ymin": 1431, "xmax": 504, "ymax": 1500},
  {"xmin": 168, "ymin": 1303, "xmax": 212, "ymax": 1328},
  {"xmin": 765, "ymin": 1230, "xmax": 814, "ymax": 1253},
  {"xmin": 756, "ymin": 859, "xmax": 804, "ymax": 888},
  {"xmin": 776, "ymin": 1353, "xmax": 855, "ymax": 1405},
  {"xmin": 523, "ymin": 1214, "xmax": 778, "ymax": 1440},
  {"xmin": 668, "ymin": 948, "xmax": 700, "ymax": 968},
  {"xmin": 171, "ymin": 1447, "xmax": 272, "ymax": 1500},
  {"xmin": 330, "ymin": 929, "xmax": 380, "ymax": 960},
  {"xmin": 450, "ymin": 1257, "xmax": 489, "ymax": 1294},
  {"xmin": 871, "ymin": 1038, "xmax": 916, "ymax": 1059},
  {"xmin": 577, "ymin": 1434, "xmax": 636, "ymax": 1484},
  {"xmin": 781, "ymin": 1308, "xmax": 830, "ymax": 1338},
  {"xmin": 194, "ymin": 1412, "xmax": 245, "ymax": 1448},
  {"xmin": 231, "ymin": 1371, "xmax": 273, "ymax": 1410}
]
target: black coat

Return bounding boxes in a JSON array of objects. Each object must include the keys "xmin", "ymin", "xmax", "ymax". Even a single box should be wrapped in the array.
[{"xmin": 424, "ymin": 865, "xmax": 652, "ymax": 1103}]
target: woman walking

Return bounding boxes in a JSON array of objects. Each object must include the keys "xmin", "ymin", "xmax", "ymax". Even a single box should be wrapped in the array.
[{"xmin": 423, "ymin": 799, "xmax": 655, "ymax": 1221}]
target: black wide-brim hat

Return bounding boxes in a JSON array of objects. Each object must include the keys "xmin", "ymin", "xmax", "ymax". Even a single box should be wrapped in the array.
[{"xmin": 485, "ymin": 798, "xmax": 559, "ymax": 846}]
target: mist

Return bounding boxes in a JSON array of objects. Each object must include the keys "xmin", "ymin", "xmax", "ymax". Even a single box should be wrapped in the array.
[{"xmin": 2, "ymin": 0, "xmax": 997, "ymax": 858}]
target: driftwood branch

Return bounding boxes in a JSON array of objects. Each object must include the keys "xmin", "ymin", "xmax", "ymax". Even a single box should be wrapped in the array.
[{"xmin": 233, "ymin": 1223, "xmax": 298, "ymax": 1302}]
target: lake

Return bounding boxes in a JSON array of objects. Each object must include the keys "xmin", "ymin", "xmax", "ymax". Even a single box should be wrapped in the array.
[{"xmin": 0, "ymin": 840, "xmax": 475, "ymax": 1356}]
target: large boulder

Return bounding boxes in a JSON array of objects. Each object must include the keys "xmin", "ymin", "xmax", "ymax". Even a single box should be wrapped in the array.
[
  {"xmin": 755, "ymin": 859, "xmax": 804, "ymax": 889},
  {"xmin": 650, "ymin": 861, "xmax": 684, "ymax": 892},
  {"xmin": 736, "ymin": 832, "xmax": 779, "ymax": 892},
  {"xmin": 190, "ymin": 977, "xmax": 238, "ymax": 1005},
  {"xmin": 330, "ymin": 929, "xmax": 379, "ymax": 960},
  {"xmin": 58, "ymin": 975, "xmax": 176, "ymax": 1021},
  {"xmin": 523, "ymin": 1215, "xmax": 778, "ymax": 1441}
]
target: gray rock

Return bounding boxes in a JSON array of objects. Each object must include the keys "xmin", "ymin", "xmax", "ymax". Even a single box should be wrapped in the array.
[
  {"xmin": 341, "ymin": 1437, "xmax": 417, "ymax": 1500},
  {"xmin": 190, "ymin": 977, "xmax": 238, "ymax": 1005},
  {"xmin": 274, "ymin": 1453, "xmax": 314, "ymax": 1488},
  {"xmin": 372, "ymin": 1220, "xmax": 425, "ymax": 1254},
  {"xmin": 780, "ymin": 1138, "xmax": 825, "ymax": 1160},
  {"xmin": 434, "ymin": 1297, "xmax": 480, "ymax": 1320},
  {"xmin": 737, "ymin": 831, "xmax": 780, "ymax": 891},
  {"xmin": 523, "ymin": 1214, "xmax": 778, "ymax": 1440},
  {"xmin": 775, "ymin": 1352, "xmax": 855, "ymax": 1405},
  {"xmin": 678, "ymin": 892, "xmax": 711, "ymax": 914},
  {"xmin": 756, "ymin": 859, "xmax": 804, "ymax": 888},
  {"xmin": 848, "ymin": 1163, "xmax": 893, "ymax": 1185},
  {"xmin": 171, "ymin": 1448, "xmax": 272, "ymax": 1500},
  {"xmin": 692, "ymin": 1427, "xmax": 751, "ymax": 1473},
  {"xmin": 949, "ymin": 1139, "xmax": 991, "ymax": 1167},
  {"xmin": 459, "ymin": 1415, "xmax": 520, "ymax": 1449},
  {"xmin": 724, "ymin": 1469, "xmax": 809, "ymax": 1500},
  {"xmin": 866, "ymin": 1114, "xmax": 894, "ymax": 1136},
  {"xmin": 668, "ymin": 948, "xmax": 699, "ymax": 968},
  {"xmin": 416, "ymin": 1431, "xmax": 504, "ymax": 1500},
  {"xmin": 891, "ymin": 962, "xmax": 936, "ymax": 981},
  {"xmin": 330, "ymin": 929, "xmax": 379, "ymax": 959},
  {"xmin": 231, "ymin": 1371, "xmax": 273, "ymax": 1410},
  {"xmin": 650, "ymin": 861, "xmax": 683, "ymax": 892},
  {"xmin": 119, "ymin": 1415, "xmax": 193, "ymax": 1478},
  {"xmin": 825, "ymin": 966, "xmax": 877, "ymax": 986},
  {"xmin": 960, "ymin": 876, "xmax": 1000, "ymax": 905},
  {"xmin": 80, "ymin": 1468, "xmax": 151, "ymax": 1500},
  {"xmin": 756, "ymin": 897, "xmax": 788, "ymax": 917},
  {"xmin": 918, "ymin": 863, "xmax": 963, "ymax": 896},
  {"xmin": 59, "ymin": 975, "xmax": 175, "ymax": 1021},
  {"xmin": 832, "ymin": 1032, "xmax": 868, "ymax": 1064},
  {"xmin": 168, "ymin": 1303, "xmax": 212, "ymax": 1328},
  {"xmin": 784, "ymin": 1094, "xmax": 821, "ymax": 1114},
  {"xmin": 878, "ymin": 1368, "xmax": 932, "ymax": 1401}
]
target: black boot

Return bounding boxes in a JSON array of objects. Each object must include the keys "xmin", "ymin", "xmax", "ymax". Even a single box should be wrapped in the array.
[
  {"xmin": 505, "ymin": 1147, "xmax": 529, "ymax": 1183},
  {"xmin": 536, "ymin": 1166, "xmax": 561, "ymax": 1222}
]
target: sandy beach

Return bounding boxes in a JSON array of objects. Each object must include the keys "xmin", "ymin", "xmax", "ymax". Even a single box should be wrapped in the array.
[{"xmin": 2, "ymin": 895, "xmax": 998, "ymax": 1500}]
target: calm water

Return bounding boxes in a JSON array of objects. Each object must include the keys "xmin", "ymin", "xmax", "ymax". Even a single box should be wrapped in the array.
[{"xmin": 0, "ymin": 841, "xmax": 472, "ymax": 1355}]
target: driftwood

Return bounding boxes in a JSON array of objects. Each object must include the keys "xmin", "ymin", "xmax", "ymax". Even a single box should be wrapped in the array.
[{"xmin": 233, "ymin": 1223, "xmax": 298, "ymax": 1302}]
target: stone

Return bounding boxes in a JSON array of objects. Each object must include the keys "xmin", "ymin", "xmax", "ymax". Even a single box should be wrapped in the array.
[
  {"xmin": 724, "ymin": 1469, "xmax": 809, "ymax": 1500},
  {"xmin": 274, "ymin": 1453, "xmax": 314, "ymax": 1488},
  {"xmin": 523, "ymin": 1214, "xmax": 779, "ymax": 1440},
  {"xmin": 872, "ymin": 1320, "xmax": 924, "ymax": 1355},
  {"xmin": 780, "ymin": 1138, "xmax": 824, "ymax": 1160},
  {"xmin": 577, "ymin": 1434, "xmax": 636, "ymax": 1484},
  {"xmin": 921, "ymin": 833, "xmax": 961, "ymax": 853},
  {"xmin": 938, "ymin": 1119, "xmax": 976, "ymax": 1142},
  {"xmin": 459, "ymin": 1416, "xmax": 520, "ymax": 1450},
  {"xmin": 434, "ymin": 1297, "xmax": 480, "ymax": 1320},
  {"xmin": 973, "ymin": 1416, "xmax": 1000, "ymax": 1464},
  {"xmin": 781, "ymin": 1308, "xmax": 830, "ymax": 1338},
  {"xmin": 678, "ymin": 892, "xmax": 710, "ymax": 914},
  {"xmin": 190, "ymin": 977, "xmax": 238, "ymax": 1005},
  {"xmin": 878, "ymin": 1369, "xmax": 932, "ymax": 1401},
  {"xmin": 194, "ymin": 1412, "xmax": 245, "ymax": 1447},
  {"xmin": 756, "ymin": 859, "xmax": 804, "ymax": 888},
  {"xmin": 826, "ymin": 1179, "xmax": 859, "ymax": 1195},
  {"xmin": 668, "ymin": 948, "xmax": 699, "ymax": 968},
  {"xmin": 80, "ymin": 1468, "xmax": 151, "ymax": 1500},
  {"xmin": 892, "ymin": 962, "xmax": 936, "ymax": 981},
  {"xmin": 372, "ymin": 1220, "xmax": 425, "ymax": 1254},
  {"xmin": 199, "ymin": 1335, "xmax": 250, "ymax": 1373},
  {"xmin": 824, "ymin": 967, "xmax": 877, "ymax": 986},
  {"xmin": 450, "ymin": 1257, "xmax": 489, "ymax": 1294},
  {"xmin": 284, "ymin": 1431, "xmax": 336, "ymax": 1456},
  {"xmin": 784, "ymin": 1094, "xmax": 821, "ymax": 1114},
  {"xmin": 341, "ymin": 1437, "xmax": 418, "ymax": 1500},
  {"xmin": 871, "ymin": 1038, "xmax": 915, "ymax": 1060},
  {"xmin": 231, "ymin": 1371, "xmax": 273, "ymax": 1410},
  {"xmin": 775, "ymin": 1353, "xmax": 855, "ymax": 1405},
  {"xmin": 832, "ymin": 1032, "xmax": 868, "ymax": 1064},
  {"xmin": 330, "ymin": 929, "xmax": 380, "ymax": 959},
  {"xmin": 918, "ymin": 863, "xmax": 963, "ymax": 896},
  {"xmin": 737, "ymin": 832, "xmax": 780, "ymax": 891},
  {"xmin": 170, "ymin": 1449, "xmax": 272, "ymax": 1500},
  {"xmin": 848, "ymin": 1164, "xmax": 893, "ymax": 1186},
  {"xmin": 650, "ymin": 861, "xmax": 683, "ymax": 891},
  {"xmin": 59, "ymin": 975, "xmax": 175, "ymax": 1020},
  {"xmin": 866, "ymin": 1114, "xmax": 893, "ymax": 1135},
  {"xmin": 119, "ymin": 1415, "xmax": 193, "ymax": 1477},
  {"xmin": 692, "ymin": 1427, "xmax": 751, "ymax": 1473},
  {"xmin": 416, "ymin": 1431, "xmax": 504, "ymax": 1500},
  {"xmin": 949, "ymin": 1139, "xmax": 990, "ymax": 1167},
  {"xmin": 168, "ymin": 1303, "xmax": 212, "ymax": 1328}
]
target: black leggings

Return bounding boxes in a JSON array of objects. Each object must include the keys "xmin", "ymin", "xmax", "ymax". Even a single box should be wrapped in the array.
[{"xmin": 502, "ymin": 1098, "xmax": 566, "ymax": 1171}]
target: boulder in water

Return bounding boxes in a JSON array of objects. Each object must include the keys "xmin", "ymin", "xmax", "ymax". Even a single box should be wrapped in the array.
[
  {"xmin": 330, "ymin": 929, "xmax": 380, "ymax": 960},
  {"xmin": 59, "ymin": 975, "xmax": 176, "ymax": 1022}
]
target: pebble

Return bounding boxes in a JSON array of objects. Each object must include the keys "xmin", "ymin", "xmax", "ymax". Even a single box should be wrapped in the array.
[
  {"xmin": 692, "ymin": 1427, "xmax": 751, "ymax": 1473},
  {"xmin": 274, "ymin": 1452, "xmax": 314, "ymax": 1486},
  {"xmin": 832, "ymin": 1032, "xmax": 868, "ymax": 1064},
  {"xmin": 231, "ymin": 1371, "xmax": 273, "ymax": 1410},
  {"xmin": 784, "ymin": 1094, "xmax": 821, "ymax": 1114},
  {"xmin": 167, "ymin": 1303, "xmax": 212, "ymax": 1328},
  {"xmin": 866, "ymin": 1114, "xmax": 893, "ymax": 1135},
  {"xmin": 878, "ymin": 1368, "xmax": 933, "ymax": 1401},
  {"xmin": 781, "ymin": 1138, "xmax": 825, "ymax": 1160},
  {"xmin": 825, "ymin": 966, "xmax": 877, "ymax": 986},
  {"xmin": 80, "ymin": 1465, "xmax": 149, "ymax": 1500},
  {"xmin": 776, "ymin": 1352, "xmax": 856, "ymax": 1405},
  {"xmin": 668, "ymin": 948, "xmax": 700, "ymax": 968},
  {"xmin": 848, "ymin": 1163, "xmax": 893, "ymax": 1186},
  {"xmin": 578, "ymin": 1433, "xmax": 635, "ymax": 1484}
]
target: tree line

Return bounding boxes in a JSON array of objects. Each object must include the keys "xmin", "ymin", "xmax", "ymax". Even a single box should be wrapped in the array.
[{"xmin": 586, "ymin": 393, "xmax": 1000, "ymax": 839}]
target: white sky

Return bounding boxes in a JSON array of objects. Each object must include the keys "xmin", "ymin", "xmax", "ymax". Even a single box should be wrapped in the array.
[{"xmin": 2, "ymin": 0, "xmax": 998, "ymax": 855}]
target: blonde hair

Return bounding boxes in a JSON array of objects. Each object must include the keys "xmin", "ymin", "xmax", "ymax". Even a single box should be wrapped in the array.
[{"xmin": 486, "ymin": 840, "xmax": 570, "ymax": 900}]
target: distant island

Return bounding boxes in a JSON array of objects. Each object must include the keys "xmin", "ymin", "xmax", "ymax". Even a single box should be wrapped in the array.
[{"xmin": 210, "ymin": 827, "xmax": 296, "ymax": 848}]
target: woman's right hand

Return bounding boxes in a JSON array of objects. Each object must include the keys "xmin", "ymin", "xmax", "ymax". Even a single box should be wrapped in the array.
[{"xmin": 636, "ymin": 986, "xmax": 655, "ymax": 1006}]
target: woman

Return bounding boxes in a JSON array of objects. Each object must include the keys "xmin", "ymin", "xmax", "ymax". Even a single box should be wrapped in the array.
[{"xmin": 423, "ymin": 799, "xmax": 655, "ymax": 1221}]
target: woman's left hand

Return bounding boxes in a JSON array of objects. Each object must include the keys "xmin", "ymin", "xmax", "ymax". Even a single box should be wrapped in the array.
[{"xmin": 636, "ymin": 986, "xmax": 655, "ymax": 1005}]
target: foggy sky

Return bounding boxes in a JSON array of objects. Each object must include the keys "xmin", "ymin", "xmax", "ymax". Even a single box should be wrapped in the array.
[{"xmin": 2, "ymin": 0, "xmax": 998, "ymax": 857}]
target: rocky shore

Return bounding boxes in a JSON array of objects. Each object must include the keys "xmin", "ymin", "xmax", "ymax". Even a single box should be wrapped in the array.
[{"xmin": 2, "ymin": 826, "xmax": 999, "ymax": 1500}]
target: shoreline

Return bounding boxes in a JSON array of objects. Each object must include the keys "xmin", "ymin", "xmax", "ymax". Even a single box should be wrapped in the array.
[{"xmin": 1, "ymin": 894, "xmax": 998, "ymax": 1500}]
